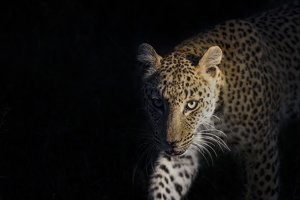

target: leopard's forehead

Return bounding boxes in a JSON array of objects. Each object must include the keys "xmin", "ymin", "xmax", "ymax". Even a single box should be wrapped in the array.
[{"xmin": 152, "ymin": 53, "xmax": 205, "ymax": 101}]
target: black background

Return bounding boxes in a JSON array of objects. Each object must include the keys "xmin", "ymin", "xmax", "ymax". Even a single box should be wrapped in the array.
[{"xmin": 1, "ymin": 0, "xmax": 300, "ymax": 199}]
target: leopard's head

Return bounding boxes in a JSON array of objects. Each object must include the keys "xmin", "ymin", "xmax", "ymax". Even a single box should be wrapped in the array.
[{"xmin": 138, "ymin": 43, "xmax": 223, "ymax": 156}]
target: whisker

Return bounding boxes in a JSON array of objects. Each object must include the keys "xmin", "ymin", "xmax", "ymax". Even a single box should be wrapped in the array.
[
  {"xmin": 133, "ymin": 138, "xmax": 156, "ymax": 184},
  {"xmin": 202, "ymin": 142, "xmax": 218, "ymax": 157},
  {"xmin": 136, "ymin": 136, "xmax": 154, "ymax": 139},
  {"xmin": 135, "ymin": 139, "xmax": 153, "ymax": 156},
  {"xmin": 195, "ymin": 132, "xmax": 223, "ymax": 142},
  {"xmin": 194, "ymin": 131, "xmax": 230, "ymax": 151},
  {"xmin": 150, "ymin": 147, "xmax": 158, "ymax": 173},
  {"xmin": 203, "ymin": 122, "xmax": 215, "ymax": 129},
  {"xmin": 145, "ymin": 144, "xmax": 157, "ymax": 177},
  {"xmin": 192, "ymin": 141, "xmax": 213, "ymax": 164},
  {"xmin": 199, "ymin": 129, "xmax": 227, "ymax": 137},
  {"xmin": 201, "ymin": 135, "xmax": 230, "ymax": 151},
  {"xmin": 190, "ymin": 143, "xmax": 210, "ymax": 165},
  {"xmin": 211, "ymin": 114, "xmax": 221, "ymax": 122},
  {"xmin": 201, "ymin": 145, "xmax": 214, "ymax": 165},
  {"xmin": 124, "ymin": 128, "xmax": 151, "ymax": 132},
  {"xmin": 202, "ymin": 123, "xmax": 210, "ymax": 131}
]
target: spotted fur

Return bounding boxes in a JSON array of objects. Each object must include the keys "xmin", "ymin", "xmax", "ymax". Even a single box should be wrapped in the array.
[{"xmin": 138, "ymin": 4, "xmax": 300, "ymax": 200}]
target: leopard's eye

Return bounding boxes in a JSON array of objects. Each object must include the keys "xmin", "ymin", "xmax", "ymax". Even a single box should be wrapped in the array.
[
  {"xmin": 186, "ymin": 101, "xmax": 198, "ymax": 110},
  {"xmin": 152, "ymin": 98, "xmax": 163, "ymax": 109}
]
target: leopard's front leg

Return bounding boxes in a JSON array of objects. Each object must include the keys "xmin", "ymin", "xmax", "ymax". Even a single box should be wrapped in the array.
[{"xmin": 149, "ymin": 150, "xmax": 199, "ymax": 200}]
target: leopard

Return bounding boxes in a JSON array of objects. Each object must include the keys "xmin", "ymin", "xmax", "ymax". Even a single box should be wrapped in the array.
[{"xmin": 137, "ymin": 3, "xmax": 300, "ymax": 200}]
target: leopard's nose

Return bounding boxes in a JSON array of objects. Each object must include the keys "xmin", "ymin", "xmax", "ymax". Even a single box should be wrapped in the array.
[{"xmin": 166, "ymin": 139, "xmax": 181, "ymax": 147}]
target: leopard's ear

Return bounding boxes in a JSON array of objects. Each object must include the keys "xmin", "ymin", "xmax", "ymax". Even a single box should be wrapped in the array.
[
  {"xmin": 197, "ymin": 46, "xmax": 222, "ymax": 79},
  {"xmin": 137, "ymin": 43, "xmax": 162, "ymax": 78}
]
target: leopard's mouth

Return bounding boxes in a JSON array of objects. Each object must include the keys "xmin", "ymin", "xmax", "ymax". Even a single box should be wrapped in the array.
[{"xmin": 165, "ymin": 149, "xmax": 186, "ymax": 156}]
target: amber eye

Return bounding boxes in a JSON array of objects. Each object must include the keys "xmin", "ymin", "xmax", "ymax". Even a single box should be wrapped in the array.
[
  {"xmin": 152, "ymin": 98, "xmax": 163, "ymax": 109},
  {"xmin": 186, "ymin": 101, "xmax": 198, "ymax": 110}
]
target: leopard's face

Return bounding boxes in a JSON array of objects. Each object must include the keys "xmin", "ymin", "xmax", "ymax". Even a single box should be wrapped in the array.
[
  {"xmin": 139, "ymin": 44, "xmax": 222, "ymax": 156},
  {"xmin": 143, "ymin": 54, "xmax": 219, "ymax": 156}
]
